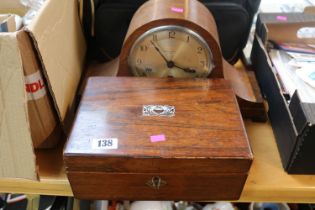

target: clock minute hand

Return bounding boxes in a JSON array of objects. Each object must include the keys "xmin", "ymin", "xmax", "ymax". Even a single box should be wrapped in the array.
[
  {"xmin": 150, "ymin": 41, "xmax": 169, "ymax": 63},
  {"xmin": 150, "ymin": 41, "xmax": 196, "ymax": 74}
]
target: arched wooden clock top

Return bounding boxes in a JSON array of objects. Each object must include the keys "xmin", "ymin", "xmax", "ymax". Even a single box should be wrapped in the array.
[
  {"xmin": 124, "ymin": 0, "xmax": 220, "ymax": 45},
  {"xmin": 118, "ymin": 0, "xmax": 223, "ymax": 78}
]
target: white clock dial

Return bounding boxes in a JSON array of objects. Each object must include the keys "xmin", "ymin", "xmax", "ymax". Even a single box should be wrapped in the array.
[{"xmin": 128, "ymin": 25, "xmax": 215, "ymax": 78}]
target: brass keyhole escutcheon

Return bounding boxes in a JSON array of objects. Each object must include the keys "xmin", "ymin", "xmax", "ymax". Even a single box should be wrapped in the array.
[{"xmin": 146, "ymin": 176, "xmax": 167, "ymax": 190}]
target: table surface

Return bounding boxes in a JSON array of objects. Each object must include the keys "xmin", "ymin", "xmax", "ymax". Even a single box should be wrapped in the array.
[{"xmin": 1, "ymin": 121, "xmax": 315, "ymax": 203}]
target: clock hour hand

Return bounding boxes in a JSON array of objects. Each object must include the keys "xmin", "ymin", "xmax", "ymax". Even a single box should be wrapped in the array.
[
  {"xmin": 150, "ymin": 41, "xmax": 169, "ymax": 63},
  {"xmin": 173, "ymin": 63, "xmax": 196, "ymax": 73}
]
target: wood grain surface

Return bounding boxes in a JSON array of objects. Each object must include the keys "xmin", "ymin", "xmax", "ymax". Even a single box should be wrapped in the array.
[
  {"xmin": 65, "ymin": 77, "xmax": 251, "ymax": 160},
  {"xmin": 118, "ymin": 0, "xmax": 223, "ymax": 78},
  {"xmin": 64, "ymin": 77, "xmax": 252, "ymax": 200},
  {"xmin": 223, "ymin": 60, "xmax": 266, "ymax": 121},
  {"xmin": 67, "ymin": 172, "xmax": 247, "ymax": 201},
  {"xmin": 85, "ymin": 59, "xmax": 266, "ymax": 121}
]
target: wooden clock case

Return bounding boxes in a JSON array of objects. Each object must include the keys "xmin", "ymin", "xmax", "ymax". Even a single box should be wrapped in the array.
[
  {"xmin": 118, "ymin": 0, "xmax": 223, "ymax": 78},
  {"xmin": 116, "ymin": 0, "xmax": 265, "ymax": 121},
  {"xmin": 64, "ymin": 0, "xmax": 264, "ymax": 200}
]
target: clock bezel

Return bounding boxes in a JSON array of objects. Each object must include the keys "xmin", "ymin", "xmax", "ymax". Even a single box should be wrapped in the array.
[{"xmin": 128, "ymin": 25, "xmax": 215, "ymax": 78}]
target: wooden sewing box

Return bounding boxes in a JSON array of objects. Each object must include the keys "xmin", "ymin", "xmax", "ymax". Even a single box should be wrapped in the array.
[{"xmin": 64, "ymin": 77, "xmax": 252, "ymax": 200}]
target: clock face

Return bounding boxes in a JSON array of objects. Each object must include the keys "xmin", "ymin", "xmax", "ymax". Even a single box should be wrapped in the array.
[{"xmin": 128, "ymin": 25, "xmax": 215, "ymax": 78}]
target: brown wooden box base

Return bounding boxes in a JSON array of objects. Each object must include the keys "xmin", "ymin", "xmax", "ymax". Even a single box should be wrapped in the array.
[{"xmin": 67, "ymin": 172, "xmax": 248, "ymax": 200}]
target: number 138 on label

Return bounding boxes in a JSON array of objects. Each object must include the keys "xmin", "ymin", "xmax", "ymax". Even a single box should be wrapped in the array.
[{"xmin": 91, "ymin": 138, "xmax": 118, "ymax": 150}]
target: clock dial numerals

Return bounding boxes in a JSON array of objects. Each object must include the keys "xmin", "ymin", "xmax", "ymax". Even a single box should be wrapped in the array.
[
  {"xmin": 197, "ymin": 46, "xmax": 203, "ymax": 54},
  {"xmin": 136, "ymin": 58, "xmax": 142, "ymax": 64},
  {"xmin": 152, "ymin": 34, "xmax": 158, "ymax": 41},
  {"xmin": 128, "ymin": 26, "xmax": 214, "ymax": 78},
  {"xmin": 169, "ymin": 31, "xmax": 176, "ymax": 39},
  {"xmin": 140, "ymin": 45, "xmax": 148, "ymax": 51},
  {"xmin": 145, "ymin": 67, "xmax": 153, "ymax": 73}
]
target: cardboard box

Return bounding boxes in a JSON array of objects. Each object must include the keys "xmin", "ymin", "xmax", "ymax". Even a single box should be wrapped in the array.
[
  {"xmin": 17, "ymin": 30, "xmax": 62, "ymax": 149},
  {"xmin": 0, "ymin": 14, "xmax": 17, "ymax": 32},
  {"xmin": 0, "ymin": 0, "xmax": 26, "ymax": 15},
  {"xmin": 0, "ymin": 0, "xmax": 86, "ymax": 179},
  {"xmin": 251, "ymin": 11, "xmax": 315, "ymax": 173}
]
